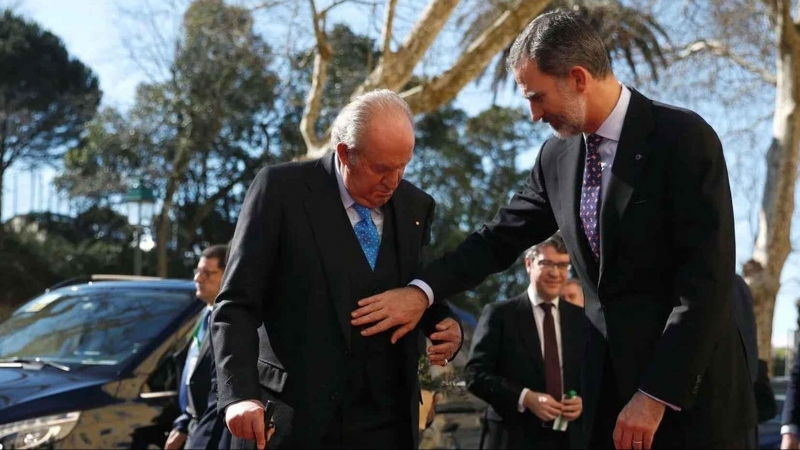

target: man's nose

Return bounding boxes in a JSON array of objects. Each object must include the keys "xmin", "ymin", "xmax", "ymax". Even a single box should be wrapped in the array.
[
  {"xmin": 529, "ymin": 103, "xmax": 544, "ymax": 122},
  {"xmin": 383, "ymin": 170, "xmax": 402, "ymax": 189}
]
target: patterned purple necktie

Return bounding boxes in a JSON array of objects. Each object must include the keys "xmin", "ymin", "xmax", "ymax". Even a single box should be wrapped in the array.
[{"xmin": 580, "ymin": 133, "xmax": 603, "ymax": 261}]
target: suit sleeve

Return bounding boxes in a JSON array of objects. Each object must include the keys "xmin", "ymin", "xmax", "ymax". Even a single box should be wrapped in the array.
[
  {"xmin": 415, "ymin": 195, "xmax": 466, "ymax": 358},
  {"xmin": 465, "ymin": 304, "xmax": 524, "ymax": 419},
  {"xmin": 419, "ymin": 143, "xmax": 559, "ymax": 302},
  {"xmin": 211, "ymin": 166, "xmax": 282, "ymax": 413},
  {"xmin": 638, "ymin": 117, "xmax": 737, "ymax": 409}
]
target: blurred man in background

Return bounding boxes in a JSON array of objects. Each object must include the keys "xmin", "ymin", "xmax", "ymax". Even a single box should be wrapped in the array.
[
  {"xmin": 165, "ymin": 244, "xmax": 231, "ymax": 450},
  {"xmin": 468, "ymin": 234, "xmax": 585, "ymax": 449},
  {"xmin": 560, "ymin": 279, "xmax": 584, "ymax": 308}
]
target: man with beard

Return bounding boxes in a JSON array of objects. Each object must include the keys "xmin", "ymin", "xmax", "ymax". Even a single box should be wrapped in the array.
[{"xmin": 351, "ymin": 9, "xmax": 756, "ymax": 450}]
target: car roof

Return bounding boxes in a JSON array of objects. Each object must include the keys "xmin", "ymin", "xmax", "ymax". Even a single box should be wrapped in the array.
[{"xmin": 47, "ymin": 278, "xmax": 196, "ymax": 294}]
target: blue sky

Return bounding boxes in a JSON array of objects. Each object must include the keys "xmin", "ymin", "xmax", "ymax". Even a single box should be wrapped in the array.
[{"xmin": 5, "ymin": 0, "xmax": 799, "ymax": 348}]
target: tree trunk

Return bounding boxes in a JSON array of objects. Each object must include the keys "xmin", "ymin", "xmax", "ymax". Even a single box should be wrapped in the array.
[
  {"xmin": 402, "ymin": 0, "xmax": 550, "ymax": 115},
  {"xmin": 156, "ymin": 138, "xmax": 194, "ymax": 277},
  {"xmin": 748, "ymin": 2, "xmax": 800, "ymax": 367}
]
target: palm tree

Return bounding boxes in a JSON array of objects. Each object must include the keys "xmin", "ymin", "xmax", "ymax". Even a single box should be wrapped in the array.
[{"xmin": 456, "ymin": 0, "xmax": 670, "ymax": 98}]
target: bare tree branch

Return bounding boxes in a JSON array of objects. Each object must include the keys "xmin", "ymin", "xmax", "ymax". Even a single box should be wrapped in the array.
[
  {"xmin": 351, "ymin": 0, "xmax": 462, "ymax": 99},
  {"xmin": 400, "ymin": 0, "xmax": 550, "ymax": 115},
  {"xmin": 249, "ymin": 0, "xmax": 282, "ymax": 11},
  {"xmin": 381, "ymin": 0, "xmax": 398, "ymax": 59},
  {"xmin": 670, "ymin": 40, "xmax": 777, "ymax": 85},
  {"xmin": 300, "ymin": 0, "xmax": 333, "ymax": 153}
]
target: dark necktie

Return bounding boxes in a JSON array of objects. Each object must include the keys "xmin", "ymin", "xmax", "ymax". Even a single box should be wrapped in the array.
[
  {"xmin": 580, "ymin": 133, "xmax": 603, "ymax": 261},
  {"xmin": 540, "ymin": 303, "xmax": 562, "ymax": 400}
]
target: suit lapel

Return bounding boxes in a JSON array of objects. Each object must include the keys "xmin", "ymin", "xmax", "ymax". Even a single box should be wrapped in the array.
[
  {"xmin": 557, "ymin": 136, "xmax": 599, "ymax": 286},
  {"xmin": 388, "ymin": 186, "xmax": 422, "ymax": 284},
  {"xmin": 188, "ymin": 333, "xmax": 211, "ymax": 383},
  {"xmin": 302, "ymin": 153, "xmax": 365, "ymax": 348},
  {"xmin": 517, "ymin": 294, "xmax": 545, "ymax": 374},
  {"xmin": 598, "ymin": 89, "xmax": 654, "ymax": 284}
]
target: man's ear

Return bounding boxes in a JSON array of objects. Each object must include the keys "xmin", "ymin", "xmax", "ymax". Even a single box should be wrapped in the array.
[
  {"xmin": 569, "ymin": 66, "xmax": 589, "ymax": 93},
  {"xmin": 524, "ymin": 257, "xmax": 532, "ymax": 274},
  {"xmin": 336, "ymin": 143, "xmax": 350, "ymax": 167}
]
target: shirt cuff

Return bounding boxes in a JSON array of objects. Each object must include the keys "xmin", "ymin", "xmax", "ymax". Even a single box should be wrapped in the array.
[
  {"xmin": 409, "ymin": 279, "xmax": 434, "ymax": 307},
  {"xmin": 783, "ymin": 425, "xmax": 799, "ymax": 436},
  {"xmin": 638, "ymin": 389, "xmax": 681, "ymax": 411},
  {"xmin": 518, "ymin": 388, "xmax": 530, "ymax": 413}
]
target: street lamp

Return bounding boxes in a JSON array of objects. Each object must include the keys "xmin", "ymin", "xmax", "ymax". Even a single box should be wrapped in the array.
[{"xmin": 125, "ymin": 181, "xmax": 156, "ymax": 276}]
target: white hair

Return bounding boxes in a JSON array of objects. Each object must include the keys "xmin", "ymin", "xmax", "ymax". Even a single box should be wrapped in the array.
[{"xmin": 330, "ymin": 89, "xmax": 413, "ymax": 157}]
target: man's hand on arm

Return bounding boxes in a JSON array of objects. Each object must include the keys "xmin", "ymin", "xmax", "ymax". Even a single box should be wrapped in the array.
[
  {"xmin": 613, "ymin": 391, "xmax": 666, "ymax": 450},
  {"xmin": 164, "ymin": 429, "xmax": 187, "ymax": 450},
  {"xmin": 225, "ymin": 399, "xmax": 275, "ymax": 450},
  {"xmin": 427, "ymin": 317, "xmax": 461, "ymax": 366},
  {"xmin": 351, "ymin": 286, "xmax": 428, "ymax": 343},
  {"xmin": 522, "ymin": 390, "xmax": 563, "ymax": 422}
]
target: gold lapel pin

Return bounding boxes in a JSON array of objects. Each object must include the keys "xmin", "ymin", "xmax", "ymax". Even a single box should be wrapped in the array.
[{"xmin": 415, "ymin": 221, "xmax": 420, "ymax": 226}]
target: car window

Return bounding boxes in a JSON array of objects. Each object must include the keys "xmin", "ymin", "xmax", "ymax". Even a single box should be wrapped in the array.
[{"xmin": 0, "ymin": 287, "xmax": 194, "ymax": 366}]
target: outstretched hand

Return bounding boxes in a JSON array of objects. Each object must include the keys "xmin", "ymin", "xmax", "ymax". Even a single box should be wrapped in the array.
[
  {"xmin": 351, "ymin": 287, "xmax": 428, "ymax": 343},
  {"xmin": 427, "ymin": 318, "xmax": 461, "ymax": 366}
]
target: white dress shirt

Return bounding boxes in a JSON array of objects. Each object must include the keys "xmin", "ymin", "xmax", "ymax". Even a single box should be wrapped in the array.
[
  {"xmin": 586, "ymin": 84, "xmax": 630, "ymax": 195},
  {"xmin": 517, "ymin": 287, "xmax": 564, "ymax": 412}
]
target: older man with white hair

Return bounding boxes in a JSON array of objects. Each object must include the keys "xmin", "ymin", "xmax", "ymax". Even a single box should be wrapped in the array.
[{"xmin": 211, "ymin": 89, "xmax": 463, "ymax": 449}]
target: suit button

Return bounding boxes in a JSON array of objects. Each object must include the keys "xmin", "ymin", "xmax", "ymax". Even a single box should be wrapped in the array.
[
  {"xmin": 330, "ymin": 391, "xmax": 338, "ymax": 401},
  {"xmin": 343, "ymin": 350, "xmax": 349, "ymax": 357}
]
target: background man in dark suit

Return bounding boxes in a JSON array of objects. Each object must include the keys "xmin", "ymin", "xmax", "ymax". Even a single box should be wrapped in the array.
[
  {"xmin": 351, "ymin": 10, "xmax": 757, "ymax": 449},
  {"xmin": 560, "ymin": 279, "xmax": 584, "ymax": 308},
  {"xmin": 468, "ymin": 234, "xmax": 585, "ymax": 449},
  {"xmin": 211, "ymin": 90, "xmax": 463, "ymax": 449},
  {"xmin": 166, "ymin": 244, "xmax": 232, "ymax": 450}
]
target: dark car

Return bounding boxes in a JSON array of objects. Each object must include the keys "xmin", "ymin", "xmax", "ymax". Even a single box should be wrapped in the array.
[{"xmin": 0, "ymin": 277, "xmax": 204, "ymax": 449}]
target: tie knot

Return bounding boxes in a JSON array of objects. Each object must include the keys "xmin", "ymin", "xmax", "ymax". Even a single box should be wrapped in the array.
[
  {"xmin": 540, "ymin": 302, "xmax": 554, "ymax": 314},
  {"xmin": 586, "ymin": 133, "xmax": 603, "ymax": 152},
  {"xmin": 352, "ymin": 203, "xmax": 372, "ymax": 222}
]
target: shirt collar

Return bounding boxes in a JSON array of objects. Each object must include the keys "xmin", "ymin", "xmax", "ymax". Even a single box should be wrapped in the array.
[
  {"xmin": 334, "ymin": 153, "xmax": 356, "ymax": 210},
  {"xmin": 584, "ymin": 84, "xmax": 631, "ymax": 143},
  {"xmin": 527, "ymin": 284, "xmax": 560, "ymax": 310}
]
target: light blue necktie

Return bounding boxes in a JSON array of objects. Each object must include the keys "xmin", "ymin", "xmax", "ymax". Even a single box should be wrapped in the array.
[{"xmin": 352, "ymin": 204, "xmax": 380, "ymax": 270}]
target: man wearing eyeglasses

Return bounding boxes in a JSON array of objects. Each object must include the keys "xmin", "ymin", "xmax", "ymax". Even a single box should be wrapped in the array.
[
  {"xmin": 166, "ymin": 244, "xmax": 232, "ymax": 450},
  {"xmin": 467, "ymin": 233, "xmax": 585, "ymax": 449}
]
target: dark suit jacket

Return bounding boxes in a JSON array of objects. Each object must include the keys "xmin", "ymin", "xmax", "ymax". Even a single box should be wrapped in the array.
[
  {"xmin": 211, "ymin": 153, "xmax": 461, "ymax": 448},
  {"xmin": 184, "ymin": 335, "xmax": 232, "ymax": 449},
  {"xmin": 467, "ymin": 294, "xmax": 586, "ymax": 449},
  {"xmin": 419, "ymin": 89, "xmax": 757, "ymax": 446},
  {"xmin": 732, "ymin": 274, "xmax": 758, "ymax": 382},
  {"xmin": 174, "ymin": 314, "xmax": 229, "ymax": 449}
]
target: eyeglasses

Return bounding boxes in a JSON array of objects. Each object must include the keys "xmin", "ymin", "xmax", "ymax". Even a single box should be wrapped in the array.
[
  {"xmin": 537, "ymin": 260, "xmax": 571, "ymax": 272},
  {"xmin": 193, "ymin": 268, "xmax": 222, "ymax": 278}
]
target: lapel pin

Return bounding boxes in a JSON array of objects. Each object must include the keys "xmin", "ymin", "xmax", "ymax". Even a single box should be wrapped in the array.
[
  {"xmin": 635, "ymin": 154, "xmax": 643, "ymax": 161},
  {"xmin": 415, "ymin": 221, "xmax": 420, "ymax": 226}
]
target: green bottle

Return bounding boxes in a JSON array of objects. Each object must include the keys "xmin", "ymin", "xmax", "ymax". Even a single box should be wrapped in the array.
[{"xmin": 553, "ymin": 390, "xmax": 578, "ymax": 432}]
